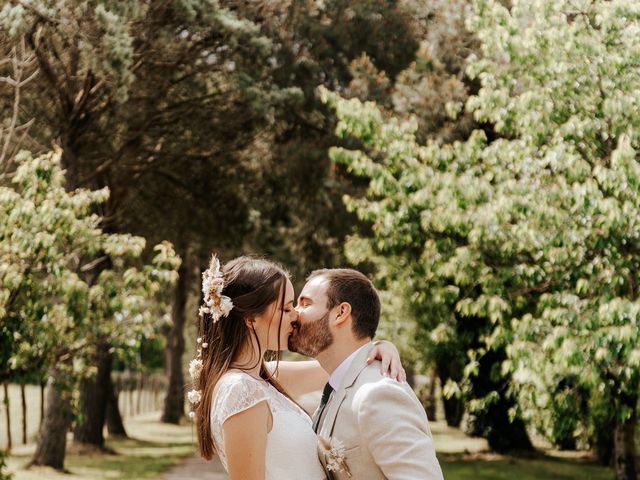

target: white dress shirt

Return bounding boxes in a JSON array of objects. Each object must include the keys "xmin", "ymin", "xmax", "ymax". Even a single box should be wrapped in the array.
[{"xmin": 328, "ymin": 343, "xmax": 371, "ymax": 391}]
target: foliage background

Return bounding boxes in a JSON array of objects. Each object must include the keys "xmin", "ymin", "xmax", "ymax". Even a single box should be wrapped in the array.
[{"xmin": 1, "ymin": 0, "xmax": 639, "ymax": 478}]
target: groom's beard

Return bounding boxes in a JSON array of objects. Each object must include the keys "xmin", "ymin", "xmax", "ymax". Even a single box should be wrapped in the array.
[{"xmin": 288, "ymin": 310, "xmax": 333, "ymax": 357}]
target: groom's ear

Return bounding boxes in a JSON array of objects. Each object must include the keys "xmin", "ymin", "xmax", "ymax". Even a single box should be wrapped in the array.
[{"xmin": 334, "ymin": 302, "xmax": 352, "ymax": 327}]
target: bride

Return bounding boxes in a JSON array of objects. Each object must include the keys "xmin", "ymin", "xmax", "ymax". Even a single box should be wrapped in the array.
[{"xmin": 189, "ymin": 255, "xmax": 405, "ymax": 479}]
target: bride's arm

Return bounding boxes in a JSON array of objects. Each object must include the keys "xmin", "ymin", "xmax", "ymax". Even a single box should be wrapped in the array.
[
  {"xmin": 223, "ymin": 400, "xmax": 271, "ymax": 480},
  {"xmin": 271, "ymin": 341, "xmax": 407, "ymax": 397},
  {"xmin": 270, "ymin": 359, "xmax": 328, "ymax": 398}
]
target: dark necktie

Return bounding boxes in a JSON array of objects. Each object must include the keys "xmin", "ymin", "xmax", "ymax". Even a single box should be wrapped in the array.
[{"xmin": 312, "ymin": 382, "xmax": 334, "ymax": 432}]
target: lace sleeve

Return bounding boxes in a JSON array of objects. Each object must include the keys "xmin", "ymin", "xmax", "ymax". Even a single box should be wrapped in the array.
[{"xmin": 212, "ymin": 373, "xmax": 271, "ymax": 427}]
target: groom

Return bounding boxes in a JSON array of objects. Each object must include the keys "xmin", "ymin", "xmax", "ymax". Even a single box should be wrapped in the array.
[{"xmin": 289, "ymin": 268, "xmax": 444, "ymax": 480}]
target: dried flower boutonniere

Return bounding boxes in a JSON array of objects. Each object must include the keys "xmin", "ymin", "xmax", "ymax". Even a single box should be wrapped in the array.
[{"xmin": 319, "ymin": 435, "xmax": 352, "ymax": 478}]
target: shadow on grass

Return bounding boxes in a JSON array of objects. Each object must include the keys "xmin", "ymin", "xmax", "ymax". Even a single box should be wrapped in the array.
[
  {"xmin": 429, "ymin": 419, "xmax": 613, "ymax": 480},
  {"xmin": 6, "ymin": 413, "xmax": 197, "ymax": 480},
  {"xmin": 107, "ymin": 436, "xmax": 193, "ymax": 450}
]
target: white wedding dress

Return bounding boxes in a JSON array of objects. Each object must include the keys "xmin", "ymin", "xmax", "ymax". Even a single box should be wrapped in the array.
[{"xmin": 211, "ymin": 371, "xmax": 326, "ymax": 479}]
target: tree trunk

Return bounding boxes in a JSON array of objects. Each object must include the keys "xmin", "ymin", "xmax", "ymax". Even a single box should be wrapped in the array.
[
  {"xmin": 593, "ymin": 410, "xmax": 615, "ymax": 466},
  {"xmin": 486, "ymin": 410, "xmax": 532, "ymax": 453},
  {"xmin": 436, "ymin": 370, "xmax": 464, "ymax": 427},
  {"xmin": 73, "ymin": 341, "xmax": 111, "ymax": 448},
  {"xmin": 161, "ymin": 252, "xmax": 190, "ymax": 424},
  {"xmin": 106, "ymin": 374, "xmax": 127, "ymax": 438},
  {"xmin": 30, "ymin": 369, "xmax": 73, "ymax": 470},
  {"xmin": 613, "ymin": 398, "xmax": 637, "ymax": 480},
  {"xmin": 442, "ymin": 390, "xmax": 464, "ymax": 427},
  {"xmin": 435, "ymin": 347, "xmax": 465, "ymax": 427},
  {"xmin": 466, "ymin": 383, "xmax": 533, "ymax": 452},
  {"xmin": 424, "ymin": 367, "xmax": 437, "ymax": 422},
  {"xmin": 464, "ymin": 345, "xmax": 533, "ymax": 452}
]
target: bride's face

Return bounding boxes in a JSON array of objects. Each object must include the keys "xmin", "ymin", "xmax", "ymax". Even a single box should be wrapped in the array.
[{"xmin": 254, "ymin": 278, "xmax": 297, "ymax": 352}]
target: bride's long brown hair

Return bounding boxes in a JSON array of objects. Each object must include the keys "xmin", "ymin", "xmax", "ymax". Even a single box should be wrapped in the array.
[{"xmin": 195, "ymin": 256, "xmax": 293, "ymax": 460}]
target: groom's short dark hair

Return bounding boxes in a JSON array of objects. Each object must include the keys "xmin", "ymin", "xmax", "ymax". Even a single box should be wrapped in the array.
[{"xmin": 308, "ymin": 268, "xmax": 380, "ymax": 339}]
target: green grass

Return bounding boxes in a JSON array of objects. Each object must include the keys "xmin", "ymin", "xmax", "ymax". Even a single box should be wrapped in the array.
[
  {"xmin": 431, "ymin": 420, "xmax": 613, "ymax": 480},
  {"xmin": 2, "ymin": 391, "xmax": 621, "ymax": 480},
  {"xmin": 440, "ymin": 456, "xmax": 612, "ymax": 480},
  {"xmin": 1, "ymin": 382, "xmax": 162, "ymax": 451},
  {"xmin": 5, "ymin": 412, "xmax": 195, "ymax": 480},
  {"xmin": 7, "ymin": 416, "xmax": 615, "ymax": 480}
]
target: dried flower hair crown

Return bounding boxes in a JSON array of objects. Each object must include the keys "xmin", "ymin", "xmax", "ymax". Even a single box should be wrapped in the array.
[
  {"xmin": 187, "ymin": 339, "xmax": 205, "ymax": 419},
  {"xmin": 199, "ymin": 255, "xmax": 234, "ymax": 323},
  {"xmin": 188, "ymin": 255, "xmax": 233, "ymax": 419}
]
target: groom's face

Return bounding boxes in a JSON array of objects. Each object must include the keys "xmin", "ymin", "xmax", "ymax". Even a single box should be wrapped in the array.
[{"xmin": 287, "ymin": 276, "xmax": 334, "ymax": 357}]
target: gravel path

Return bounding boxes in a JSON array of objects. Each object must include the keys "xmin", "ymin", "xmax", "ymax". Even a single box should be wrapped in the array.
[{"xmin": 161, "ymin": 455, "xmax": 228, "ymax": 480}]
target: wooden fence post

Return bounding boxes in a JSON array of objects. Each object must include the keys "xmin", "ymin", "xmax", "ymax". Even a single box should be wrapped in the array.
[
  {"xmin": 154, "ymin": 374, "xmax": 159, "ymax": 411},
  {"xmin": 40, "ymin": 381, "xmax": 45, "ymax": 428},
  {"xmin": 148, "ymin": 376, "xmax": 155, "ymax": 413},
  {"xmin": 21, "ymin": 382, "xmax": 26, "ymax": 444},
  {"xmin": 3, "ymin": 382, "xmax": 11, "ymax": 450},
  {"xmin": 128, "ymin": 374, "xmax": 134, "ymax": 417},
  {"xmin": 114, "ymin": 374, "xmax": 124, "ymax": 418},
  {"xmin": 136, "ymin": 372, "xmax": 143, "ymax": 416}
]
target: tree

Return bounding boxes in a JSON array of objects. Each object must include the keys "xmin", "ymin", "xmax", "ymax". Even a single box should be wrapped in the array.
[
  {"xmin": 321, "ymin": 2, "xmax": 640, "ymax": 472},
  {"xmin": 347, "ymin": 0, "xmax": 479, "ymax": 144},
  {"xmin": 0, "ymin": 0, "xmax": 302, "ymax": 429},
  {"xmin": 219, "ymin": 0, "xmax": 424, "ymax": 284},
  {"xmin": 341, "ymin": 0, "xmax": 487, "ymax": 429},
  {"xmin": 0, "ymin": 149, "xmax": 179, "ymax": 469}
]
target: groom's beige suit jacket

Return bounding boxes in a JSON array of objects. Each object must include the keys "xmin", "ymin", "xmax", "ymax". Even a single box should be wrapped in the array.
[{"xmin": 315, "ymin": 343, "xmax": 444, "ymax": 480}]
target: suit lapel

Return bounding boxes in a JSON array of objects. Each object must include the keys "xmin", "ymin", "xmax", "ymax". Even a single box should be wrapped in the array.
[{"xmin": 318, "ymin": 343, "xmax": 375, "ymax": 438}]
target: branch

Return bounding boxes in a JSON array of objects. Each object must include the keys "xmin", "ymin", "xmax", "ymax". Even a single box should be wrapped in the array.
[
  {"xmin": 80, "ymin": 255, "xmax": 109, "ymax": 273},
  {"xmin": 26, "ymin": 26, "xmax": 69, "ymax": 114},
  {"xmin": 1, "ymin": 36, "xmax": 38, "ymax": 169},
  {"xmin": 16, "ymin": 0, "xmax": 59, "ymax": 25}
]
